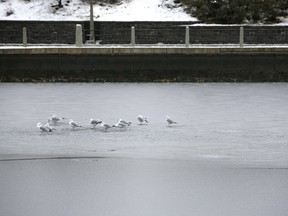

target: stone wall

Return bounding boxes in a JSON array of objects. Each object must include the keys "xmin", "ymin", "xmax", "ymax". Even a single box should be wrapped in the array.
[
  {"xmin": 1, "ymin": 47, "xmax": 288, "ymax": 82},
  {"xmin": 0, "ymin": 21, "xmax": 288, "ymax": 44},
  {"xmin": 1, "ymin": 53, "xmax": 288, "ymax": 82}
]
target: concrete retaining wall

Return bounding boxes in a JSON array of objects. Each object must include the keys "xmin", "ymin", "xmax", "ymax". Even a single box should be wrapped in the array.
[{"xmin": 1, "ymin": 47, "xmax": 288, "ymax": 82}]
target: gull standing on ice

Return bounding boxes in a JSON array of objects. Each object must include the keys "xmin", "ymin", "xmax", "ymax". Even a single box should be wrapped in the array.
[
  {"xmin": 100, "ymin": 122, "xmax": 112, "ymax": 130},
  {"xmin": 90, "ymin": 118, "xmax": 102, "ymax": 128},
  {"xmin": 37, "ymin": 122, "xmax": 53, "ymax": 132},
  {"xmin": 119, "ymin": 119, "xmax": 132, "ymax": 126},
  {"xmin": 48, "ymin": 114, "xmax": 65, "ymax": 124},
  {"xmin": 44, "ymin": 122, "xmax": 55, "ymax": 131},
  {"xmin": 113, "ymin": 121, "xmax": 125, "ymax": 128},
  {"xmin": 137, "ymin": 115, "xmax": 148, "ymax": 124},
  {"xmin": 113, "ymin": 119, "xmax": 131, "ymax": 128},
  {"xmin": 69, "ymin": 119, "xmax": 82, "ymax": 129},
  {"xmin": 166, "ymin": 116, "xmax": 177, "ymax": 125}
]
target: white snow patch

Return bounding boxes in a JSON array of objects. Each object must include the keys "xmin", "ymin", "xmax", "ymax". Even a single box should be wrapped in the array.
[
  {"xmin": 0, "ymin": 0, "xmax": 286, "ymax": 24},
  {"xmin": 0, "ymin": 0, "xmax": 196, "ymax": 21}
]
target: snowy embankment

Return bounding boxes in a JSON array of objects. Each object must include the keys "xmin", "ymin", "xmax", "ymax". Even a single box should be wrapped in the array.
[
  {"xmin": 1, "ymin": 0, "xmax": 287, "ymax": 24},
  {"xmin": 0, "ymin": 0, "xmax": 197, "ymax": 21}
]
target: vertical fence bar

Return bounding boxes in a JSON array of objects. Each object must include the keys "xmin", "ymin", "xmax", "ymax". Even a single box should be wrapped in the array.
[
  {"xmin": 185, "ymin": 26, "xmax": 189, "ymax": 48},
  {"xmin": 131, "ymin": 26, "xmax": 135, "ymax": 47},
  {"xmin": 75, "ymin": 24, "xmax": 83, "ymax": 47},
  {"xmin": 23, "ymin": 27, "xmax": 27, "ymax": 47},
  {"xmin": 240, "ymin": 27, "xmax": 244, "ymax": 47}
]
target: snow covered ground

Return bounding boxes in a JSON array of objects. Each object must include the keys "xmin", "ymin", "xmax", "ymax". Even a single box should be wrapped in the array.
[
  {"xmin": 0, "ymin": 0, "xmax": 287, "ymax": 23},
  {"xmin": 0, "ymin": 0, "xmax": 196, "ymax": 21}
]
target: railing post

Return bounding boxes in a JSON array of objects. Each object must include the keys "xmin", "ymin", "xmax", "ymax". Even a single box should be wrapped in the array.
[
  {"xmin": 185, "ymin": 26, "xmax": 189, "ymax": 48},
  {"xmin": 89, "ymin": 0, "xmax": 95, "ymax": 43},
  {"xmin": 23, "ymin": 27, "xmax": 27, "ymax": 47},
  {"xmin": 75, "ymin": 24, "xmax": 83, "ymax": 47},
  {"xmin": 131, "ymin": 26, "xmax": 135, "ymax": 47},
  {"xmin": 239, "ymin": 26, "xmax": 244, "ymax": 48}
]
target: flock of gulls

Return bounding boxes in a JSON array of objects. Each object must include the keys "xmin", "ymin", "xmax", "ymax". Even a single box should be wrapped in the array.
[{"xmin": 37, "ymin": 114, "xmax": 177, "ymax": 133}]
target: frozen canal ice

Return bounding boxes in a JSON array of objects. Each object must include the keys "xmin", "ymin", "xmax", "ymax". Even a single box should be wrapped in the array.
[
  {"xmin": 0, "ymin": 83, "xmax": 287, "ymax": 168},
  {"xmin": 1, "ymin": 83, "xmax": 288, "ymax": 216}
]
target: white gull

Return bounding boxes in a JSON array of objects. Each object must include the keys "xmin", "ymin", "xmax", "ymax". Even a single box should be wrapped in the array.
[
  {"xmin": 100, "ymin": 122, "xmax": 112, "ymax": 130},
  {"xmin": 113, "ymin": 119, "xmax": 131, "ymax": 128},
  {"xmin": 90, "ymin": 118, "xmax": 102, "ymax": 127},
  {"xmin": 37, "ymin": 122, "xmax": 54, "ymax": 132},
  {"xmin": 48, "ymin": 114, "xmax": 65, "ymax": 124},
  {"xmin": 166, "ymin": 115, "xmax": 177, "ymax": 125},
  {"xmin": 44, "ymin": 122, "xmax": 55, "ymax": 131},
  {"xmin": 69, "ymin": 119, "xmax": 82, "ymax": 129},
  {"xmin": 137, "ymin": 115, "xmax": 148, "ymax": 124}
]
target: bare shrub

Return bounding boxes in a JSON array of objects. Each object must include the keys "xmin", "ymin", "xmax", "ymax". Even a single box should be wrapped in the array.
[{"xmin": 6, "ymin": 8, "xmax": 15, "ymax": 16}]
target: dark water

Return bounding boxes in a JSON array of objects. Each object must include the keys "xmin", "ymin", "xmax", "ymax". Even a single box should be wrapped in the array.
[{"xmin": 1, "ymin": 83, "xmax": 288, "ymax": 216}]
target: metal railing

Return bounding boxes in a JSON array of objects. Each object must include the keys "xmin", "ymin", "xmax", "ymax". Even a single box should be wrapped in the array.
[{"xmin": 0, "ymin": 24, "xmax": 287, "ymax": 47}]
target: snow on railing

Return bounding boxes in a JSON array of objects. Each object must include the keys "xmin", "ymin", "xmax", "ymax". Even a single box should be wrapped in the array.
[
  {"xmin": 131, "ymin": 26, "xmax": 135, "ymax": 47},
  {"xmin": 75, "ymin": 24, "xmax": 83, "ymax": 47}
]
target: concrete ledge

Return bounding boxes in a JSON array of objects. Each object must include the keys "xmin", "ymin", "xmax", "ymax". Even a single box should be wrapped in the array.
[{"xmin": 1, "ymin": 46, "xmax": 288, "ymax": 55}]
